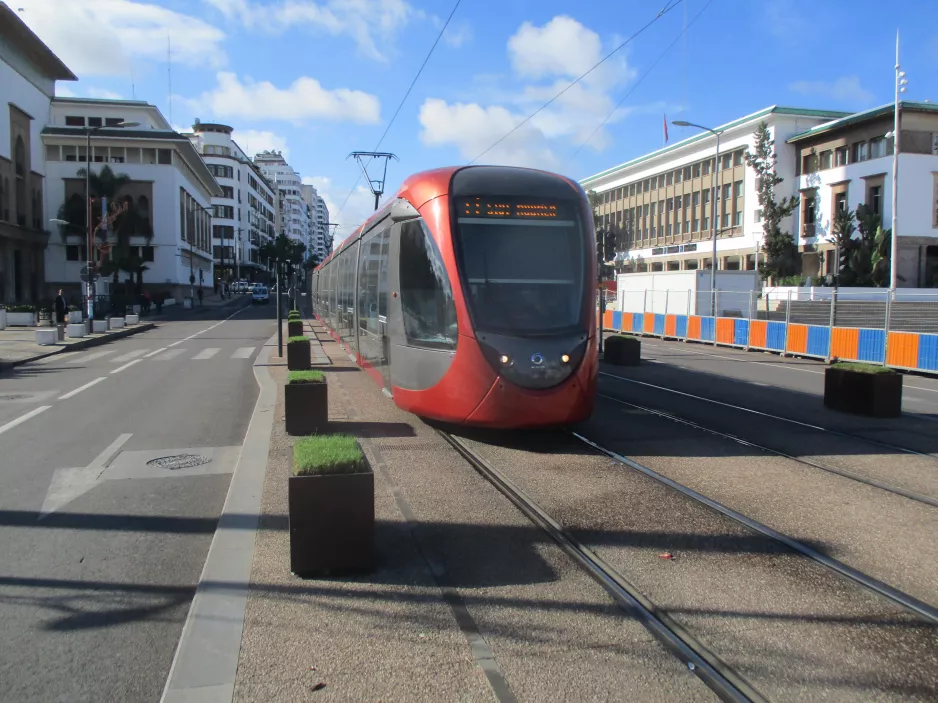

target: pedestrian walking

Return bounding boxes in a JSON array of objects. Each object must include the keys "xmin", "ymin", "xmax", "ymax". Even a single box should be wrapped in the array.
[
  {"xmin": 197, "ymin": 287, "xmax": 204, "ymax": 306},
  {"xmin": 54, "ymin": 289, "xmax": 67, "ymax": 324}
]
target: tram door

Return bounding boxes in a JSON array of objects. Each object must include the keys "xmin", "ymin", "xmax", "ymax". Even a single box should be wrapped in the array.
[{"xmin": 357, "ymin": 223, "xmax": 393, "ymax": 392}]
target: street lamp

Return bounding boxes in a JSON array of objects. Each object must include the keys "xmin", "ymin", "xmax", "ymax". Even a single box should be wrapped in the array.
[
  {"xmin": 82, "ymin": 120, "xmax": 139, "ymax": 321},
  {"xmin": 885, "ymin": 30, "xmax": 907, "ymax": 293},
  {"xmin": 673, "ymin": 119, "xmax": 724, "ymax": 317}
]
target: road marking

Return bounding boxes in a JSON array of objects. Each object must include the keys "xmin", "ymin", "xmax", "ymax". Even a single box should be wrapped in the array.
[
  {"xmin": 153, "ymin": 349, "xmax": 185, "ymax": 361},
  {"xmin": 144, "ymin": 347, "xmax": 168, "ymax": 358},
  {"xmin": 112, "ymin": 348, "xmax": 148, "ymax": 363},
  {"xmin": 231, "ymin": 347, "xmax": 254, "ymax": 359},
  {"xmin": 67, "ymin": 350, "xmax": 115, "ymax": 364},
  {"xmin": 58, "ymin": 377, "xmax": 106, "ymax": 400},
  {"xmin": 193, "ymin": 348, "xmax": 219, "ymax": 360},
  {"xmin": 0, "ymin": 406, "xmax": 51, "ymax": 436},
  {"xmin": 39, "ymin": 433, "xmax": 133, "ymax": 519},
  {"xmin": 111, "ymin": 359, "xmax": 142, "ymax": 374}
]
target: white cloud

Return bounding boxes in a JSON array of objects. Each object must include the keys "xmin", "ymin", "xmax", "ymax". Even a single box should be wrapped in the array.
[
  {"xmin": 789, "ymin": 76, "xmax": 875, "ymax": 107},
  {"xmin": 419, "ymin": 16, "xmax": 636, "ymax": 170},
  {"xmin": 442, "ymin": 20, "xmax": 472, "ymax": 48},
  {"xmin": 192, "ymin": 72, "xmax": 380, "ymax": 124},
  {"xmin": 203, "ymin": 0, "xmax": 419, "ymax": 61},
  {"xmin": 302, "ymin": 175, "xmax": 375, "ymax": 244},
  {"xmin": 87, "ymin": 88, "xmax": 125, "ymax": 100},
  {"xmin": 16, "ymin": 0, "xmax": 226, "ymax": 77},
  {"xmin": 232, "ymin": 129, "xmax": 290, "ymax": 160}
]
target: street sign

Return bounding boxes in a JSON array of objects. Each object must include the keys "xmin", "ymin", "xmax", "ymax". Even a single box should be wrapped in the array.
[{"xmin": 79, "ymin": 265, "xmax": 99, "ymax": 283}]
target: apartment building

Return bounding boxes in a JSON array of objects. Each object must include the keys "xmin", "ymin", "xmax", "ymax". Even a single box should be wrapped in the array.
[
  {"xmin": 301, "ymin": 183, "xmax": 331, "ymax": 263},
  {"xmin": 186, "ymin": 120, "xmax": 277, "ymax": 285},
  {"xmin": 789, "ymin": 101, "xmax": 938, "ymax": 287},
  {"xmin": 581, "ymin": 106, "xmax": 848, "ymax": 274},
  {"xmin": 0, "ymin": 2, "xmax": 76, "ymax": 303},
  {"xmin": 42, "ymin": 98, "xmax": 221, "ymax": 301},
  {"xmin": 254, "ymin": 150, "xmax": 308, "ymax": 248}
]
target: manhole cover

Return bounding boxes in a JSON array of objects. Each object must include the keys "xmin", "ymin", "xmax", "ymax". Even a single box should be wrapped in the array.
[
  {"xmin": 146, "ymin": 454, "xmax": 210, "ymax": 470},
  {"xmin": 0, "ymin": 394, "xmax": 31, "ymax": 401}
]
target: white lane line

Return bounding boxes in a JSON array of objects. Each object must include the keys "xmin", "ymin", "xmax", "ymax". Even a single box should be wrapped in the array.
[
  {"xmin": 111, "ymin": 359, "xmax": 142, "ymax": 374},
  {"xmin": 167, "ymin": 340, "xmax": 183, "ymax": 347},
  {"xmin": 112, "ymin": 349, "xmax": 148, "ymax": 363},
  {"xmin": 231, "ymin": 347, "xmax": 254, "ymax": 359},
  {"xmin": 0, "ymin": 406, "xmax": 51, "ymax": 436},
  {"xmin": 67, "ymin": 350, "xmax": 115, "ymax": 364},
  {"xmin": 144, "ymin": 347, "xmax": 168, "ymax": 358},
  {"xmin": 153, "ymin": 349, "xmax": 185, "ymax": 361},
  {"xmin": 58, "ymin": 377, "xmax": 106, "ymax": 400},
  {"xmin": 193, "ymin": 348, "xmax": 219, "ymax": 360}
]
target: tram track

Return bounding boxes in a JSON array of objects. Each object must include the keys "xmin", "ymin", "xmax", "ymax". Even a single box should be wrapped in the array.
[
  {"xmin": 595, "ymin": 392, "xmax": 938, "ymax": 509},
  {"xmin": 437, "ymin": 429, "xmax": 767, "ymax": 703}
]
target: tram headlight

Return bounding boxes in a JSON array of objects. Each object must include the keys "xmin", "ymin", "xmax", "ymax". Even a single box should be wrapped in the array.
[
  {"xmin": 561, "ymin": 354, "xmax": 570, "ymax": 364},
  {"xmin": 499, "ymin": 354, "xmax": 511, "ymax": 365}
]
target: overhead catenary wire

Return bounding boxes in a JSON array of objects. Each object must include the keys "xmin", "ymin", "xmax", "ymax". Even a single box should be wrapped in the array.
[
  {"xmin": 565, "ymin": 0, "xmax": 716, "ymax": 168},
  {"xmin": 467, "ymin": 0, "xmax": 683, "ymax": 166},
  {"xmin": 335, "ymin": 0, "xmax": 462, "ymax": 222}
]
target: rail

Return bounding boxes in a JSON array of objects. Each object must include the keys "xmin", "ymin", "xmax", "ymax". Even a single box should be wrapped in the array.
[{"xmin": 604, "ymin": 289, "xmax": 938, "ymax": 376}]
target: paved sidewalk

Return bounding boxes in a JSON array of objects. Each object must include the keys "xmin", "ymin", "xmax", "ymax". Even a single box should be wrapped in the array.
[{"xmin": 0, "ymin": 321, "xmax": 155, "ymax": 369}]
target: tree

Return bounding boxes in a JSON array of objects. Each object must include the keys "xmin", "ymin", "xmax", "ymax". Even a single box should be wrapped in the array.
[
  {"xmin": 744, "ymin": 121, "xmax": 800, "ymax": 281},
  {"xmin": 831, "ymin": 207, "xmax": 857, "ymax": 285},
  {"xmin": 259, "ymin": 233, "xmax": 306, "ymax": 281},
  {"xmin": 587, "ymin": 189, "xmax": 616, "ymax": 279},
  {"xmin": 829, "ymin": 204, "xmax": 894, "ymax": 287}
]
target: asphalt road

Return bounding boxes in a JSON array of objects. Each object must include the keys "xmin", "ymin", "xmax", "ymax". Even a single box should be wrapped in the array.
[{"xmin": 0, "ymin": 301, "xmax": 275, "ymax": 703}]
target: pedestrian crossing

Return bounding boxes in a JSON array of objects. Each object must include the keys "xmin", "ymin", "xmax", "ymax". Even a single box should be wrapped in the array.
[{"xmin": 48, "ymin": 346, "xmax": 259, "ymax": 366}]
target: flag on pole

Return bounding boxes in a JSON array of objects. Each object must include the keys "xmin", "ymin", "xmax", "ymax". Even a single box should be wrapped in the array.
[{"xmin": 663, "ymin": 114, "xmax": 669, "ymax": 143}]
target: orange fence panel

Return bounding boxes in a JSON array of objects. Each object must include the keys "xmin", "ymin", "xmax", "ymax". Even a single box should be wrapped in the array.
[
  {"xmin": 644, "ymin": 313, "xmax": 655, "ymax": 333},
  {"xmin": 620, "ymin": 312, "xmax": 632, "ymax": 331},
  {"xmin": 603, "ymin": 310, "xmax": 613, "ymax": 329},
  {"xmin": 665, "ymin": 315, "xmax": 677, "ymax": 337},
  {"xmin": 830, "ymin": 328, "xmax": 860, "ymax": 361},
  {"xmin": 786, "ymin": 324, "xmax": 807, "ymax": 354},
  {"xmin": 749, "ymin": 320, "xmax": 767, "ymax": 348},
  {"xmin": 687, "ymin": 316, "xmax": 701, "ymax": 340},
  {"xmin": 715, "ymin": 318, "xmax": 735, "ymax": 345},
  {"xmin": 886, "ymin": 331, "xmax": 919, "ymax": 368}
]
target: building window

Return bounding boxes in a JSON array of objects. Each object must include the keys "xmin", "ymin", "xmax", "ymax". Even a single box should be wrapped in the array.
[
  {"xmin": 733, "ymin": 211, "xmax": 742, "ymax": 227},
  {"xmin": 666, "ymin": 172, "xmax": 673, "ymax": 186},
  {"xmin": 142, "ymin": 246, "xmax": 155, "ymax": 262},
  {"xmin": 692, "ymin": 219, "xmax": 699, "ymax": 232},
  {"xmin": 221, "ymin": 186, "xmax": 234, "ymax": 199},
  {"xmin": 869, "ymin": 185, "xmax": 882, "ymax": 216},
  {"xmin": 754, "ymin": 208, "xmax": 763, "ymax": 223},
  {"xmin": 733, "ymin": 150, "xmax": 744, "ymax": 166},
  {"xmin": 66, "ymin": 245, "xmax": 88, "ymax": 261},
  {"xmin": 835, "ymin": 147, "xmax": 848, "ymax": 166},
  {"xmin": 65, "ymin": 115, "xmax": 85, "ymax": 126},
  {"xmin": 722, "ymin": 183, "xmax": 731, "ymax": 200},
  {"xmin": 105, "ymin": 117, "xmax": 124, "ymax": 126},
  {"xmin": 734, "ymin": 181, "xmax": 743, "ymax": 198},
  {"xmin": 14, "ymin": 136, "xmax": 26, "ymax": 226},
  {"xmin": 820, "ymin": 150, "xmax": 833, "ymax": 169},
  {"xmin": 703, "ymin": 160, "xmax": 711, "ymax": 175},
  {"xmin": 853, "ymin": 142, "xmax": 869, "ymax": 162},
  {"xmin": 802, "ymin": 153, "xmax": 819, "ymax": 174},
  {"xmin": 722, "ymin": 212, "xmax": 730, "ymax": 229},
  {"xmin": 870, "ymin": 137, "xmax": 887, "ymax": 159},
  {"xmin": 693, "ymin": 163, "xmax": 701, "ymax": 178},
  {"xmin": 158, "ymin": 149, "xmax": 172, "ymax": 165}
]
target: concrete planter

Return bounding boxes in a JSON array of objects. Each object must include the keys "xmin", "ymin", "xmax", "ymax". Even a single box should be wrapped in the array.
[
  {"xmin": 287, "ymin": 339, "xmax": 311, "ymax": 371},
  {"xmin": 92, "ymin": 320, "xmax": 108, "ymax": 334},
  {"xmin": 824, "ymin": 366, "xmax": 902, "ymax": 418},
  {"xmin": 109, "ymin": 317, "xmax": 125, "ymax": 330},
  {"xmin": 67, "ymin": 311, "xmax": 83, "ymax": 324},
  {"xmin": 604, "ymin": 335, "xmax": 641, "ymax": 366},
  {"xmin": 6, "ymin": 312, "xmax": 36, "ymax": 326},
  {"xmin": 126, "ymin": 314, "xmax": 139, "ymax": 325},
  {"xmin": 56, "ymin": 325, "xmax": 65, "ymax": 342},
  {"xmin": 288, "ymin": 457, "xmax": 374, "ymax": 576},
  {"xmin": 183, "ymin": 297, "xmax": 192, "ymax": 309},
  {"xmin": 66, "ymin": 323, "xmax": 86, "ymax": 339},
  {"xmin": 287, "ymin": 320, "xmax": 303, "ymax": 337},
  {"xmin": 35, "ymin": 328, "xmax": 57, "ymax": 346},
  {"xmin": 0, "ymin": 309, "xmax": 5, "ymax": 330},
  {"xmin": 285, "ymin": 378, "xmax": 328, "ymax": 436}
]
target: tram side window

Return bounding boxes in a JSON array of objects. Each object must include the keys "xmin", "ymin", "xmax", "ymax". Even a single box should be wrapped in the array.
[
  {"xmin": 359, "ymin": 234, "xmax": 382, "ymax": 333},
  {"xmin": 399, "ymin": 220, "xmax": 458, "ymax": 350}
]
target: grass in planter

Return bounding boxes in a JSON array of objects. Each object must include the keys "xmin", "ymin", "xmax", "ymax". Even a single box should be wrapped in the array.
[
  {"xmin": 293, "ymin": 434, "xmax": 367, "ymax": 476},
  {"xmin": 831, "ymin": 362, "xmax": 896, "ymax": 375},
  {"xmin": 288, "ymin": 369, "xmax": 324, "ymax": 384},
  {"xmin": 288, "ymin": 312, "xmax": 301, "ymax": 319},
  {"xmin": 288, "ymin": 335, "xmax": 309, "ymax": 344}
]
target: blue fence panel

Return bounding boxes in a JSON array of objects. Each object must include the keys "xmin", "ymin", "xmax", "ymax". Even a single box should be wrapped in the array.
[
  {"xmin": 632, "ymin": 313, "xmax": 644, "ymax": 334},
  {"xmin": 675, "ymin": 315, "xmax": 688, "ymax": 339},
  {"xmin": 766, "ymin": 322, "xmax": 787, "ymax": 350},
  {"xmin": 700, "ymin": 317, "xmax": 715, "ymax": 342},
  {"xmin": 806, "ymin": 325, "xmax": 831, "ymax": 357},
  {"xmin": 612, "ymin": 311, "xmax": 622, "ymax": 331},
  {"xmin": 734, "ymin": 319, "xmax": 749, "ymax": 347},
  {"xmin": 918, "ymin": 334, "xmax": 938, "ymax": 371},
  {"xmin": 653, "ymin": 314, "xmax": 665, "ymax": 336},
  {"xmin": 857, "ymin": 328, "xmax": 886, "ymax": 363}
]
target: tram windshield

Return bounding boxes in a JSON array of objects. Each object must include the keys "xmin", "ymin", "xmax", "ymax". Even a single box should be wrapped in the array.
[{"xmin": 453, "ymin": 196, "xmax": 586, "ymax": 335}]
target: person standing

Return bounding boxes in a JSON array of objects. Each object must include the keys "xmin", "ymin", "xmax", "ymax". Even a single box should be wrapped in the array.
[{"xmin": 54, "ymin": 289, "xmax": 67, "ymax": 324}]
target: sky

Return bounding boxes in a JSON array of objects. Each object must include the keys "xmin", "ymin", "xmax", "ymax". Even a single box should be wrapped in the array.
[{"xmin": 14, "ymin": 0, "xmax": 938, "ymax": 244}]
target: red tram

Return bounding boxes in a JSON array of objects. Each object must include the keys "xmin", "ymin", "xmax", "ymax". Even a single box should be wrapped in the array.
[{"xmin": 310, "ymin": 165, "xmax": 598, "ymax": 428}]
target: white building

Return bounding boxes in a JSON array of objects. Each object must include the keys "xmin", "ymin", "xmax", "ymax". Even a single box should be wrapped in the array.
[
  {"xmin": 0, "ymin": 2, "xmax": 76, "ymax": 303},
  {"xmin": 788, "ymin": 101, "xmax": 938, "ymax": 287},
  {"xmin": 254, "ymin": 150, "xmax": 308, "ymax": 247},
  {"xmin": 185, "ymin": 120, "xmax": 277, "ymax": 285},
  {"xmin": 42, "ymin": 98, "xmax": 221, "ymax": 302},
  {"xmin": 301, "ymin": 183, "xmax": 330, "ymax": 263},
  {"xmin": 580, "ymin": 106, "xmax": 849, "ymax": 275}
]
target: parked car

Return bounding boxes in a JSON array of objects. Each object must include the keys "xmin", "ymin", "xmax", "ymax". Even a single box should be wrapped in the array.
[{"xmin": 252, "ymin": 285, "xmax": 269, "ymax": 305}]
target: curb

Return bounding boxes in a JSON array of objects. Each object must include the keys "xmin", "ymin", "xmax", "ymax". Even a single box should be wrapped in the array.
[
  {"xmin": 159, "ymin": 332, "xmax": 277, "ymax": 703},
  {"xmin": 0, "ymin": 322, "xmax": 157, "ymax": 372}
]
